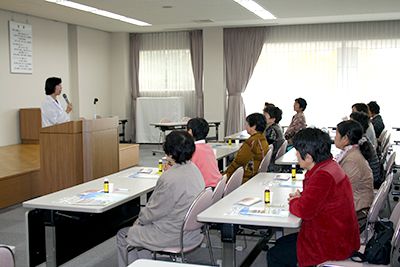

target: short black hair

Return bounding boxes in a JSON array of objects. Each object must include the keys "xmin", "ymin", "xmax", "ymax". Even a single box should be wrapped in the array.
[
  {"xmin": 187, "ymin": 118, "xmax": 209, "ymax": 141},
  {"xmin": 352, "ymin": 103, "xmax": 369, "ymax": 115},
  {"xmin": 246, "ymin": 113, "xmax": 267, "ymax": 132},
  {"xmin": 163, "ymin": 131, "xmax": 195, "ymax": 164},
  {"xmin": 45, "ymin": 77, "xmax": 62, "ymax": 95},
  {"xmin": 293, "ymin": 128, "xmax": 331, "ymax": 163},
  {"xmin": 264, "ymin": 102, "xmax": 275, "ymax": 109},
  {"xmin": 367, "ymin": 101, "xmax": 380, "ymax": 115},
  {"xmin": 263, "ymin": 106, "xmax": 282, "ymax": 124},
  {"xmin": 337, "ymin": 120, "xmax": 363, "ymax": 145},
  {"xmin": 295, "ymin": 98, "xmax": 307, "ymax": 111},
  {"xmin": 349, "ymin": 111, "xmax": 369, "ymax": 134}
]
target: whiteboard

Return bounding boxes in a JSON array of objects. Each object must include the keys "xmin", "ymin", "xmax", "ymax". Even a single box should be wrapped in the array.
[{"xmin": 9, "ymin": 21, "xmax": 33, "ymax": 74}]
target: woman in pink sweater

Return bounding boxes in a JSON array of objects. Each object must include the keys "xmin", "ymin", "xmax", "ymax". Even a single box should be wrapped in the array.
[{"xmin": 187, "ymin": 118, "xmax": 222, "ymax": 187}]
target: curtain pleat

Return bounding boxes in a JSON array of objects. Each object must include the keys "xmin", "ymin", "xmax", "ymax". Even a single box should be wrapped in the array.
[
  {"xmin": 224, "ymin": 27, "xmax": 266, "ymax": 135},
  {"xmin": 189, "ymin": 30, "xmax": 204, "ymax": 117}
]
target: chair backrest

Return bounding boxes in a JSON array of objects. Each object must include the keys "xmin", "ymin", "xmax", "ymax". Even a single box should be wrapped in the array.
[
  {"xmin": 183, "ymin": 187, "xmax": 213, "ymax": 232},
  {"xmin": 380, "ymin": 133, "xmax": 391, "ymax": 158},
  {"xmin": 258, "ymin": 144, "xmax": 273, "ymax": 173},
  {"xmin": 378, "ymin": 128, "xmax": 388, "ymax": 145},
  {"xmin": 390, "ymin": 202, "xmax": 400, "ymax": 227},
  {"xmin": 224, "ymin": 167, "xmax": 244, "ymax": 197},
  {"xmin": 391, "ymin": 218, "xmax": 400, "ymax": 267},
  {"xmin": 275, "ymin": 140, "xmax": 288, "ymax": 160},
  {"xmin": 368, "ymin": 180, "xmax": 390, "ymax": 223},
  {"xmin": 212, "ymin": 175, "xmax": 227, "ymax": 205},
  {"xmin": 0, "ymin": 246, "xmax": 15, "ymax": 267},
  {"xmin": 383, "ymin": 152, "xmax": 396, "ymax": 178}
]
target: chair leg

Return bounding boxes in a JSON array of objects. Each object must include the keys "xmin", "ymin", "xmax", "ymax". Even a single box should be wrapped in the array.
[{"xmin": 205, "ymin": 225, "xmax": 216, "ymax": 266}]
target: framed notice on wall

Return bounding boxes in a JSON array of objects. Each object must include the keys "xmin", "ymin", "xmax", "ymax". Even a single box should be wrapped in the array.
[{"xmin": 9, "ymin": 21, "xmax": 33, "ymax": 74}]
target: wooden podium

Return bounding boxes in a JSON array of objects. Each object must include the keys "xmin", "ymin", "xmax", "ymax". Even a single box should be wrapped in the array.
[{"xmin": 40, "ymin": 117, "xmax": 119, "ymax": 194}]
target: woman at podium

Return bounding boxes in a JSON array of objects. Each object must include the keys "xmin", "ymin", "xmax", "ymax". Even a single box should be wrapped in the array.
[{"xmin": 41, "ymin": 77, "xmax": 72, "ymax": 127}]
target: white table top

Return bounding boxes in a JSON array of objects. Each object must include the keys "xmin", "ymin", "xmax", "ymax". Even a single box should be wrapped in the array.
[
  {"xmin": 209, "ymin": 142, "xmax": 241, "ymax": 160},
  {"xmin": 197, "ymin": 172, "xmax": 302, "ymax": 228},
  {"xmin": 150, "ymin": 120, "xmax": 220, "ymax": 127},
  {"xmin": 128, "ymin": 259, "xmax": 211, "ymax": 267},
  {"xmin": 224, "ymin": 130, "xmax": 250, "ymax": 141},
  {"xmin": 275, "ymin": 144, "xmax": 342, "ymax": 166},
  {"xmin": 23, "ymin": 167, "xmax": 159, "ymax": 213}
]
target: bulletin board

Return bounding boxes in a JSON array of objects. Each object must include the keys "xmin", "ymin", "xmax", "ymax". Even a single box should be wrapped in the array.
[{"xmin": 9, "ymin": 21, "xmax": 33, "ymax": 74}]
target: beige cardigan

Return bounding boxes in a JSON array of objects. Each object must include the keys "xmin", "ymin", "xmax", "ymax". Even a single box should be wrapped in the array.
[
  {"xmin": 126, "ymin": 162, "xmax": 205, "ymax": 251},
  {"xmin": 338, "ymin": 147, "xmax": 374, "ymax": 211}
]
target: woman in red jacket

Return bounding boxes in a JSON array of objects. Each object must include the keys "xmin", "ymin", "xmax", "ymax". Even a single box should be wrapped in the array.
[{"xmin": 267, "ymin": 128, "xmax": 360, "ymax": 267}]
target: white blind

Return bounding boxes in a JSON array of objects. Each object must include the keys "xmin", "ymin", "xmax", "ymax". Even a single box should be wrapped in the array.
[
  {"xmin": 138, "ymin": 31, "xmax": 195, "ymax": 117},
  {"xmin": 243, "ymin": 21, "xmax": 400, "ymax": 128}
]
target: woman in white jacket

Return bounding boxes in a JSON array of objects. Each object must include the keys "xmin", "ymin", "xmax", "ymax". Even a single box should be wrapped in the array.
[{"xmin": 41, "ymin": 77, "xmax": 72, "ymax": 127}]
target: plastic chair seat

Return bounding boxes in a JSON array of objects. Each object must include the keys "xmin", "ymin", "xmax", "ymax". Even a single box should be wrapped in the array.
[{"xmin": 161, "ymin": 234, "xmax": 204, "ymax": 254}]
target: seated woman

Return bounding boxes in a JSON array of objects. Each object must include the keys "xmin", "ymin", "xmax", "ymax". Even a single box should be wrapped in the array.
[
  {"xmin": 284, "ymin": 98, "xmax": 307, "ymax": 144},
  {"xmin": 187, "ymin": 117, "xmax": 222, "ymax": 187},
  {"xmin": 267, "ymin": 128, "xmax": 360, "ymax": 267},
  {"xmin": 334, "ymin": 120, "xmax": 374, "ymax": 221},
  {"xmin": 263, "ymin": 106, "xmax": 284, "ymax": 167},
  {"xmin": 116, "ymin": 131, "xmax": 205, "ymax": 266},
  {"xmin": 352, "ymin": 103, "xmax": 377, "ymax": 149},
  {"xmin": 368, "ymin": 101, "xmax": 385, "ymax": 139},
  {"xmin": 350, "ymin": 111, "xmax": 382, "ymax": 188},
  {"xmin": 225, "ymin": 113, "xmax": 269, "ymax": 183}
]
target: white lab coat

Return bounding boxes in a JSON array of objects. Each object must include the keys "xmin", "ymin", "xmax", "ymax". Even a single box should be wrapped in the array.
[{"xmin": 41, "ymin": 95, "xmax": 70, "ymax": 127}]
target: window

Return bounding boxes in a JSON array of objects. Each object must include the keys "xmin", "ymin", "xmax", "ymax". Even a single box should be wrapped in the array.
[
  {"xmin": 138, "ymin": 31, "xmax": 195, "ymax": 117},
  {"xmin": 243, "ymin": 22, "xmax": 400, "ymax": 128}
]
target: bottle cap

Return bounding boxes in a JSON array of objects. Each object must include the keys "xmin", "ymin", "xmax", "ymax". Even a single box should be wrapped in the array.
[{"xmin": 104, "ymin": 178, "xmax": 109, "ymax": 182}]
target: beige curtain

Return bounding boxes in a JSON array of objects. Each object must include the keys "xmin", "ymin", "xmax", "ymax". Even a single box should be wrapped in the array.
[
  {"xmin": 224, "ymin": 27, "xmax": 266, "ymax": 135},
  {"xmin": 189, "ymin": 30, "xmax": 204, "ymax": 117},
  {"xmin": 129, "ymin": 33, "xmax": 140, "ymax": 142}
]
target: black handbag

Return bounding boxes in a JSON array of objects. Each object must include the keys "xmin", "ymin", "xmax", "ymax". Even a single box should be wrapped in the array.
[{"xmin": 352, "ymin": 220, "xmax": 394, "ymax": 264}]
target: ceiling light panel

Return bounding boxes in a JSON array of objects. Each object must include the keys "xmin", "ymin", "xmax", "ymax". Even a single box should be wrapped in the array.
[
  {"xmin": 45, "ymin": 0, "xmax": 151, "ymax": 26},
  {"xmin": 233, "ymin": 0, "xmax": 276, "ymax": 20}
]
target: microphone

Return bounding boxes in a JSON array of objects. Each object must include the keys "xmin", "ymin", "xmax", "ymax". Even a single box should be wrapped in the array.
[
  {"xmin": 94, "ymin": 98, "xmax": 99, "ymax": 105},
  {"xmin": 62, "ymin": 93, "xmax": 71, "ymax": 105}
]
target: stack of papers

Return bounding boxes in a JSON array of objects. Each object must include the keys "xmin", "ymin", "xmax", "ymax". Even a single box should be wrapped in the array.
[
  {"xmin": 273, "ymin": 174, "xmax": 291, "ymax": 181},
  {"xmin": 236, "ymin": 197, "xmax": 262, "ymax": 206},
  {"xmin": 239, "ymin": 206, "xmax": 289, "ymax": 217},
  {"xmin": 56, "ymin": 191, "xmax": 127, "ymax": 206},
  {"xmin": 129, "ymin": 168, "xmax": 160, "ymax": 179}
]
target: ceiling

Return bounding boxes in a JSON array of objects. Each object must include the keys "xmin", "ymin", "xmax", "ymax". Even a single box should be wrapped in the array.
[{"xmin": 1, "ymin": 0, "xmax": 400, "ymax": 33}]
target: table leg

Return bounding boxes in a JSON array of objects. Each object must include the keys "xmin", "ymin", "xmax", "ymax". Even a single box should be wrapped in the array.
[
  {"xmin": 223, "ymin": 158, "xmax": 227, "ymax": 171},
  {"xmin": 221, "ymin": 223, "xmax": 237, "ymax": 267},
  {"xmin": 45, "ymin": 211, "xmax": 57, "ymax": 267},
  {"xmin": 215, "ymin": 124, "xmax": 220, "ymax": 141}
]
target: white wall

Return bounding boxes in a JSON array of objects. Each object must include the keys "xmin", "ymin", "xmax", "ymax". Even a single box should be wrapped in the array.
[
  {"xmin": 110, "ymin": 32, "xmax": 131, "ymax": 135},
  {"xmin": 0, "ymin": 10, "xmax": 118, "ymax": 146},
  {"xmin": 76, "ymin": 26, "xmax": 112, "ymax": 119},
  {"xmin": 0, "ymin": 10, "xmax": 70, "ymax": 146}
]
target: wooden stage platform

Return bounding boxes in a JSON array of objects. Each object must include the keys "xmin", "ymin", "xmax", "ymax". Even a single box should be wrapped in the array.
[
  {"xmin": 0, "ymin": 144, "xmax": 41, "ymax": 208},
  {"xmin": 0, "ymin": 143, "xmax": 139, "ymax": 209}
]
